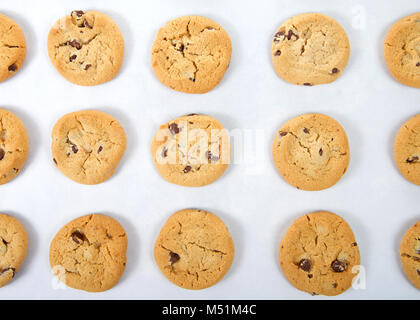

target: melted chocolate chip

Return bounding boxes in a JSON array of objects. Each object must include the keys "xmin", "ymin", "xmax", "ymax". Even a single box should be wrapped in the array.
[
  {"xmin": 0, "ymin": 267, "xmax": 15, "ymax": 278},
  {"xmin": 287, "ymin": 29, "xmax": 299, "ymax": 40},
  {"xmin": 273, "ymin": 31, "xmax": 285, "ymax": 43},
  {"xmin": 68, "ymin": 40, "xmax": 82, "ymax": 50},
  {"xmin": 303, "ymin": 128, "xmax": 309, "ymax": 134},
  {"xmin": 53, "ymin": 158, "xmax": 57, "ymax": 165},
  {"xmin": 331, "ymin": 68, "xmax": 339, "ymax": 74},
  {"xmin": 274, "ymin": 50, "xmax": 281, "ymax": 56},
  {"xmin": 319, "ymin": 148, "xmax": 323, "ymax": 156},
  {"xmin": 71, "ymin": 231, "xmax": 86, "ymax": 244},
  {"xmin": 72, "ymin": 145, "xmax": 78, "ymax": 154},
  {"xmin": 189, "ymin": 77, "xmax": 195, "ymax": 82},
  {"xmin": 303, "ymin": 83, "xmax": 312, "ymax": 86},
  {"xmin": 183, "ymin": 165, "xmax": 192, "ymax": 173},
  {"xmin": 169, "ymin": 252, "xmax": 180, "ymax": 264},
  {"xmin": 279, "ymin": 131, "xmax": 287, "ymax": 137},
  {"xmin": 0, "ymin": 148, "xmax": 4, "ymax": 161},
  {"xmin": 417, "ymin": 62, "xmax": 420, "ymax": 67},
  {"xmin": 69, "ymin": 54, "xmax": 77, "ymax": 62},
  {"xmin": 352, "ymin": 242, "xmax": 358, "ymax": 247},
  {"xmin": 83, "ymin": 19, "xmax": 93, "ymax": 29},
  {"xmin": 84, "ymin": 64, "xmax": 92, "ymax": 70},
  {"xmin": 71, "ymin": 10, "xmax": 84, "ymax": 17},
  {"xmin": 176, "ymin": 44, "xmax": 184, "ymax": 52},
  {"xmin": 98, "ymin": 146, "xmax": 103, "ymax": 154},
  {"xmin": 406, "ymin": 156, "xmax": 419, "ymax": 163},
  {"xmin": 332, "ymin": 283, "xmax": 338, "ymax": 288},
  {"xmin": 298, "ymin": 259, "xmax": 311, "ymax": 272},
  {"xmin": 417, "ymin": 270, "xmax": 420, "ymax": 276},
  {"xmin": 8, "ymin": 64, "xmax": 17, "ymax": 72},
  {"xmin": 331, "ymin": 260, "xmax": 347, "ymax": 273},
  {"xmin": 206, "ymin": 151, "xmax": 219, "ymax": 162},
  {"xmin": 308, "ymin": 274, "xmax": 313, "ymax": 279},
  {"xmin": 161, "ymin": 147, "xmax": 168, "ymax": 158},
  {"xmin": 169, "ymin": 123, "xmax": 180, "ymax": 135}
]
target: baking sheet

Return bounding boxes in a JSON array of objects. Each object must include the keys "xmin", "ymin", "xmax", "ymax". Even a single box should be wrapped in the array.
[{"xmin": 0, "ymin": 0, "xmax": 419, "ymax": 300}]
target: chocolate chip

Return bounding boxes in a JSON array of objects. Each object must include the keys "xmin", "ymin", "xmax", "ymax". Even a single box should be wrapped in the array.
[
  {"xmin": 331, "ymin": 68, "xmax": 339, "ymax": 74},
  {"xmin": 0, "ymin": 267, "xmax": 15, "ymax": 278},
  {"xmin": 169, "ymin": 252, "xmax": 180, "ymax": 264},
  {"xmin": 53, "ymin": 158, "xmax": 57, "ymax": 165},
  {"xmin": 71, "ymin": 10, "xmax": 84, "ymax": 17},
  {"xmin": 352, "ymin": 242, "xmax": 358, "ymax": 247},
  {"xmin": 417, "ymin": 62, "xmax": 420, "ymax": 67},
  {"xmin": 303, "ymin": 83, "xmax": 312, "ymax": 86},
  {"xmin": 183, "ymin": 166, "xmax": 192, "ymax": 173},
  {"xmin": 331, "ymin": 260, "xmax": 347, "ymax": 272},
  {"xmin": 308, "ymin": 274, "xmax": 313, "ymax": 279},
  {"xmin": 189, "ymin": 77, "xmax": 195, "ymax": 82},
  {"xmin": 84, "ymin": 64, "xmax": 92, "ymax": 70},
  {"xmin": 303, "ymin": 128, "xmax": 309, "ymax": 134},
  {"xmin": 83, "ymin": 19, "xmax": 93, "ymax": 29},
  {"xmin": 69, "ymin": 54, "xmax": 77, "ymax": 62},
  {"xmin": 176, "ymin": 44, "xmax": 184, "ymax": 52},
  {"xmin": 187, "ymin": 113, "xmax": 198, "ymax": 116},
  {"xmin": 319, "ymin": 148, "xmax": 323, "ymax": 156},
  {"xmin": 71, "ymin": 231, "xmax": 86, "ymax": 244},
  {"xmin": 98, "ymin": 146, "xmax": 103, "ymax": 154},
  {"xmin": 0, "ymin": 148, "xmax": 4, "ymax": 161},
  {"xmin": 274, "ymin": 50, "xmax": 281, "ymax": 56},
  {"xmin": 169, "ymin": 123, "xmax": 180, "ymax": 135},
  {"xmin": 298, "ymin": 259, "xmax": 311, "ymax": 272},
  {"xmin": 206, "ymin": 151, "xmax": 219, "ymax": 162},
  {"xmin": 279, "ymin": 131, "xmax": 287, "ymax": 137},
  {"xmin": 8, "ymin": 64, "xmax": 17, "ymax": 72},
  {"xmin": 273, "ymin": 31, "xmax": 285, "ymax": 43},
  {"xmin": 417, "ymin": 270, "xmax": 420, "ymax": 276},
  {"xmin": 406, "ymin": 156, "xmax": 419, "ymax": 163},
  {"xmin": 161, "ymin": 147, "xmax": 168, "ymax": 158},
  {"xmin": 68, "ymin": 40, "xmax": 82, "ymax": 50},
  {"xmin": 332, "ymin": 283, "xmax": 338, "ymax": 288},
  {"xmin": 287, "ymin": 29, "xmax": 299, "ymax": 40},
  {"xmin": 72, "ymin": 145, "xmax": 78, "ymax": 154}
]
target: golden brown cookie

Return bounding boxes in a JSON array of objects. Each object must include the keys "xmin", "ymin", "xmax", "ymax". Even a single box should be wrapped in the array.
[
  {"xmin": 400, "ymin": 221, "xmax": 420, "ymax": 290},
  {"xmin": 279, "ymin": 211, "xmax": 360, "ymax": 296},
  {"xmin": 151, "ymin": 114, "xmax": 230, "ymax": 187},
  {"xmin": 394, "ymin": 114, "xmax": 420, "ymax": 185},
  {"xmin": 272, "ymin": 13, "xmax": 350, "ymax": 86},
  {"xmin": 0, "ymin": 214, "xmax": 28, "ymax": 288},
  {"xmin": 384, "ymin": 13, "xmax": 420, "ymax": 88},
  {"xmin": 0, "ymin": 108, "xmax": 29, "ymax": 185},
  {"xmin": 47, "ymin": 10, "xmax": 124, "ymax": 86},
  {"xmin": 272, "ymin": 113, "xmax": 350, "ymax": 191},
  {"xmin": 154, "ymin": 209, "xmax": 235, "ymax": 290},
  {"xmin": 152, "ymin": 15, "xmax": 232, "ymax": 93},
  {"xmin": 51, "ymin": 110, "xmax": 127, "ymax": 185},
  {"xmin": 49, "ymin": 214, "xmax": 127, "ymax": 292},
  {"xmin": 0, "ymin": 13, "xmax": 26, "ymax": 82}
]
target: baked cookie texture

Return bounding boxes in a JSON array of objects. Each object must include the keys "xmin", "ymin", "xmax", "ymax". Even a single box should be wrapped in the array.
[
  {"xmin": 51, "ymin": 110, "xmax": 126, "ymax": 185},
  {"xmin": 0, "ymin": 214, "xmax": 28, "ymax": 288},
  {"xmin": 0, "ymin": 14, "xmax": 26, "ymax": 82},
  {"xmin": 154, "ymin": 209, "xmax": 234, "ymax": 290},
  {"xmin": 151, "ymin": 114, "xmax": 230, "ymax": 187},
  {"xmin": 384, "ymin": 13, "xmax": 420, "ymax": 88},
  {"xmin": 272, "ymin": 13, "xmax": 350, "ymax": 86},
  {"xmin": 0, "ymin": 108, "xmax": 29, "ymax": 185},
  {"xmin": 400, "ymin": 221, "xmax": 420, "ymax": 290},
  {"xmin": 272, "ymin": 113, "xmax": 350, "ymax": 191},
  {"xmin": 49, "ymin": 214, "xmax": 127, "ymax": 292},
  {"xmin": 152, "ymin": 15, "xmax": 232, "ymax": 93},
  {"xmin": 47, "ymin": 10, "xmax": 124, "ymax": 86},
  {"xmin": 279, "ymin": 211, "xmax": 360, "ymax": 296},
  {"xmin": 394, "ymin": 114, "xmax": 420, "ymax": 185}
]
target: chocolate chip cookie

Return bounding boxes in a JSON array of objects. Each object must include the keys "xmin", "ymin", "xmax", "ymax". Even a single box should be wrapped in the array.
[
  {"xmin": 47, "ymin": 10, "xmax": 124, "ymax": 86},
  {"xmin": 154, "ymin": 209, "xmax": 235, "ymax": 290},
  {"xmin": 0, "ymin": 14, "xmax": 26, "ymax": 82},
  {"xmin": 272, "ymin": 13, "xmax": 350, "ymax": 86},
  {"xmin": 272, "ymin": 113, "xmax": 350, "ymax": 191},
  {"xmin": 400, "ymin": 221, "xmax": 420, "ymax": 290},
  {"xmin": 384, "ymin": 13, "xmax": 420, "ymax": 88},
  {"xmin": 279, "ymin": 211, "xmax": 360, "ymax": 296},
  {"xmin": 51, "ymin": 110, "xmax": 126, "ymax": 185},
  {"xmin": 152, "ymin": 15, "xmax": 232, "ymax": 93},
  {"xmin": 0, "ymin": 108, "xmax": 29, "ymax": 185},
  {"xmin": 0, "ymin": 214, "xmax": 28, "ymax": 287},
  {"xmin": 49, "ymin": 214, "xmax": 127, "ymax": 292},
  {"xmin": 394, "ymin": 114, "xmax": 420, "ymax": 186},
  {"xmin": 151, "ymin": 114, "xmax": 230, "ymax": 187}
]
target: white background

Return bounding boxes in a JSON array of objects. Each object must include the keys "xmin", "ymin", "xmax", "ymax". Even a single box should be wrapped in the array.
[{"xmin": 0, "ymin": 0, "xmax": 419, "ymax": 300}]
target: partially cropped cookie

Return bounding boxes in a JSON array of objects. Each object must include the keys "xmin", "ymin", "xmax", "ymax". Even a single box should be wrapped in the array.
[
  {"xmin": 272, "ymin": 13, "xmax": 350, "ymax": 86},
  {"xmin": 400, "ymin": 221, "xmax": 420, "ymax": 290},
  {"xmin": 279, "ymin": 211, "xmax": 360, "ymax": 296},
  {"xmin": 152, "ymin": 15, "xmax": 232, "ymax": 93},
  {"xmin": 49, "ymin": 214, "xmax": 127, "ymax": 292},
  {"xmin": 52, "ymin": 110, "xmax": 126, "ymax": 185},
  {"xmin": 0, "ymin": 14, "xmax": 26, "ymax": 82},
  {"xmin": 47, "ymin": 10, "xmax": 124, "ymax": 86},
  {"xmin": 394, "ymin": 114, "xmax": 420, "ymax": 185},
  {"xmin": 0, "ymin": 108, "xmax": 29, "ymax": 185},
  {"xmin": 154, "ymin": 209, "xmax": 234, "ymax": 290},
  {"xmin": 272, "ymin": 113, "xmax": 350, "ymax": 191},
  {"xmin": 0, "ymin": 214, "xmax": 28, "ymax": 287},
  {"xmin": 384, "ymin": 13, "xmax": 420, "ymax": 88},
  {"xmin": 151, "ymin": 114, "xmax": 230, "ymax": 187}
]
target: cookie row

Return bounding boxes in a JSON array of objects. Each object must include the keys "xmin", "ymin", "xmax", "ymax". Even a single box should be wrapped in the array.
[
  {"xmin": 1, "ymin": 11, "xmax": 420, "ymax": 90},
  {"xmin": 1, "ymin": 108, "xmax": 419, "ymax": 189},
  {"xmin": 1, "ymin": 211, "xmax": 419, "ymax": 295}
]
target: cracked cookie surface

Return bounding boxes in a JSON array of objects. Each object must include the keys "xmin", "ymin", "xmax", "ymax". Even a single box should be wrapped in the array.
[
  {"xmin": 272, "ymin": 113, "xmax": 350, "ymax": 191},
  {"xmin": 0, "ymin": 214, "xmax": 28, "ymax": 288},
  {"xmin": 47, "ymin": 10, "xmax": 124, "ymax": 86},
  {"xmin": 49, "ymin": 214, "xmax": 127, "ymax": 292},
  {"xmin": 154, "ymin": 209, "xmax": 234, "ymax": 290},
  {"xmin": 151, "ymin": 114, "xmax": 230, "ymax": 187},
  {"xmin": 51, "ymin": 110, "xmax": 126, "ymax": 185},
  {"xmin": 272, "ymin": 13, "xmax": 350, "ymax": 86},
  {"xmin": 0, "ymin": 108, "xmax": 29, "ymax": 185},
  {"xmin": 0, "ymin": 14, "xmax": 26, "ymax": 82},
  {"xmin": 400, "ymin": 221, "xmax": 420, "ymax": 290},
  {"xmin": 152, "ymin": 15, "xmax": 232, "ymax": 93},
  {"xmin": 279, "ymin": 211, "xmax": 360, "ymax": 296},
  {"xmin": 384, "ymin": 13, "xmax": 420, "ymax": 88},
  {"xmin": 394, "ymin": 114, "xmax": 420, "ymax": 186}
]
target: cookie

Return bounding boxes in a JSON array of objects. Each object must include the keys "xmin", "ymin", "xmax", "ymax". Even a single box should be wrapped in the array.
[
  {"xmin": 394, "ymin": 114, "xmax": 420, "ymax": 185},
  {"xmin": 0, "ymin": 214, "xmax": 28, "ymax": 287},
  {"xmin": 272, "ymin": 13, "xmax": 350, "ymax": 86},
  {"xmin": 151, "ymin": 15, "xmax": 232, "ymax": 93},
  {"xmin": 47, "ymin": 10, "xmax": 124, "ymax": 86},
  {"xmin": 279, "ymin": 211, "xmax": 360, "ymax": 296},
  {"xmin": 272, "ymin": 113, "xmax": 350, "ymax": 191},
  {"xmin": 0, "ymin": 108, "xmax": 29, "ymax": 185},
  {"xmin": 384, "ymin": 13, "xmax": 420, "ymax": 88},
  {"xmin": 51, "ymin": 110, "xmax": 126, "ymax": 185},
  {"xmin": 154, "ymin": 209, "xmax": 234, "ymax": 290},
  {"xmin": 49, "ymin": 214, "xmax": 127, "ymax": 292},
  {"xmin": 151, "ymin": 114, "xmax": 230, "ymax": 187},
  {"xmin": 400, "ymin": 221, "xmax": 420, "ymax": 290},
  {"xmin": 0, "ymin": 14, "xmax": 26, "ymax": 82}
]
